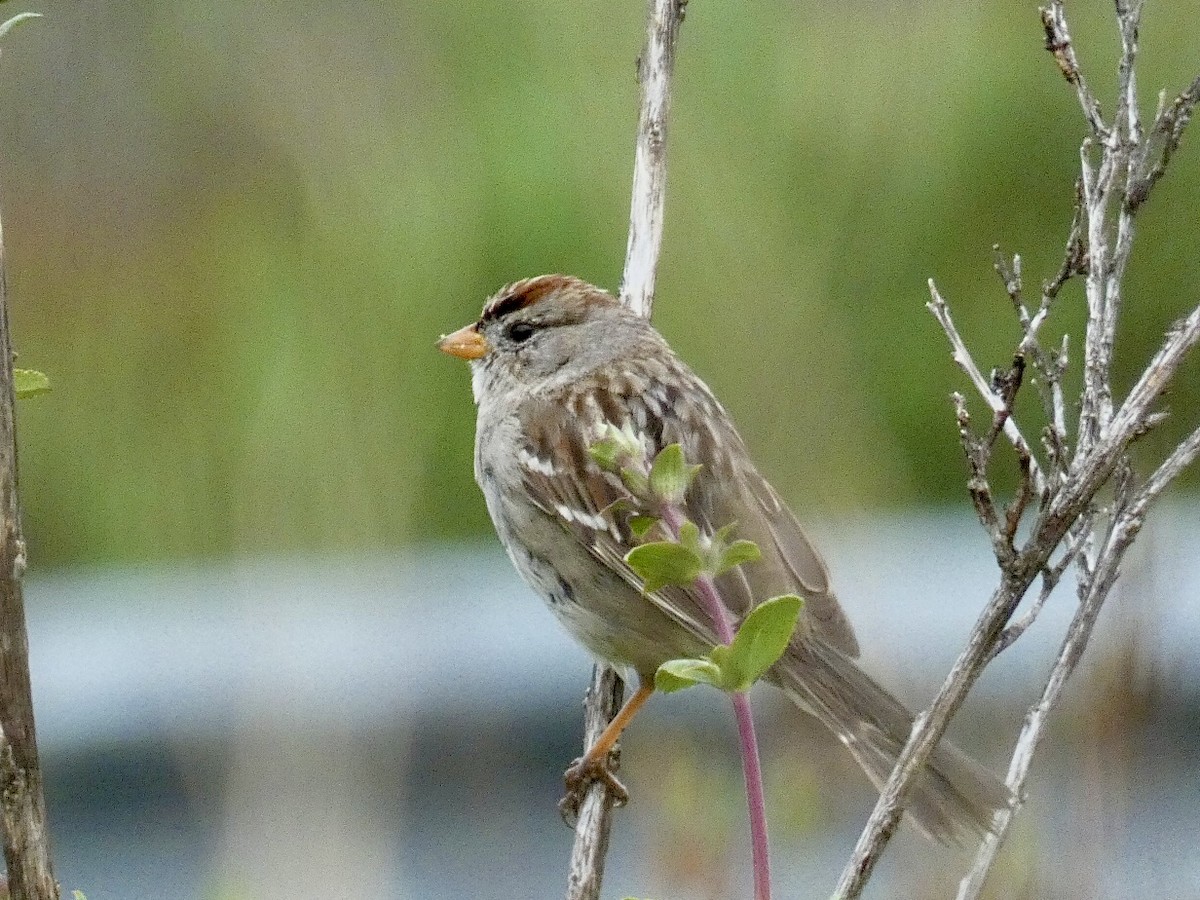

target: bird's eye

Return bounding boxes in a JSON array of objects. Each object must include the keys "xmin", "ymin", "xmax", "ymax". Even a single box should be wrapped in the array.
[{"xmin": 507, "ymin": 321, "xmax": 536, "ymax": 343}]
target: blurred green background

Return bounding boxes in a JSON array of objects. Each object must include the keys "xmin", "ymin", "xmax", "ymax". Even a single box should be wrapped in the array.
[{"xmin": 0, "ymin": 0, "xmax": 1195, "ymax": 567}]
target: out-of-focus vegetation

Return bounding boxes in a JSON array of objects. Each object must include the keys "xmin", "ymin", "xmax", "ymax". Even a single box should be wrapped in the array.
[{"xmin": 0, "ymin": 0, "xmax": 1194, "ymax": 567}]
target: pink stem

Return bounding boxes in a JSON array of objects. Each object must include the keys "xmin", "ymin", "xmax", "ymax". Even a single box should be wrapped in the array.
[
  {"xmin": 733, "ymin": 691, "xmax": 771, "ymax": 900},
  {"xmin": 661, "ymin": 506, "xmax": 772, "ymax": 900}
]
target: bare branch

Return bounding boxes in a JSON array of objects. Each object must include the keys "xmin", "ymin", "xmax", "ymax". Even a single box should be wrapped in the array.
[
  {"xmin": 987, "ymin": 513, "xmax": 1092, "ymax": 663},
  {"xmin": 0, "ymin": 206, "xmax": 60, "ymax": 899},
  {"xmin": 957, "ymin": 532, "xmax": 1122, "ymax": 899},
  {"xmin": 998, "ymin": 195, "xmax": 1081, "ymax": 486},
  {"xmin": 569, "ymin": 1, "xmax": 687, "ymax": 895},
  {"xmin": 1126, "ymin": 74, "xmax": 1200, "ymax": 212},
  {"xmin": 1041, "ymin": 179, "xmax": 1088, "ymax": 309},
  {"xmin": 952, "ymin": 393, "xmax": 1006, "ymax": 560},
  {"xmin": 928, "ymin": 281, "xmax": 1047, "ymax": 497},
  {"xmin": 992, "ymin": 246, "xmax": 1022, "ymax": 308},
  {"xmin": 1107, "ymin": 304, "xmax": 1200, "ymax": 442},
  {"xmin": 565, "ymin": 666, "xmax": 626, "ymax": 900},
  {"xmin": 958, "ymin": 427, "xmax": 1199, "ymax": 899},
  {"xmin": 1040, "ymin": 2, "xmax": 1107, "ymax": 139},
  {"xmin": 619, "ymin": 0, "xmax": 688, "ymax": 319},
  {"xmin": 831, "ymin": 577, "xmax": 1033, "ymax": 899},
  {"xmin": 995, "ymin": 182, "xmax": 1083, "ymax": 461},
  {"xmin": 1044, "ymin": 334, "xmax": 1070, "ymax": 479},
  {"xmin": 1134, "ymin": 423, "xmax": 1200, "ymax": 511},
  {"xmin": 1113, "ymin": 0, "xmax": 1144, "ymax": 148},
  {"xmin": 1002, "ymin": 445, "xmax": 1035, "ymax": 548},
  {"xmin": 834, "ymin": 4, "xmax": 1200, "ymax": 894},
  {"xmin": 1075, "ymin": 137, "xmax": 1120, "ymax": 459}
]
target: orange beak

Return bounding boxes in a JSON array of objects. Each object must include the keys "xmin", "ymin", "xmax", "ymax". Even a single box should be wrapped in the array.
[{"xmin": 437, "ymin": 323, "xmax": 489, "ymax": 360}]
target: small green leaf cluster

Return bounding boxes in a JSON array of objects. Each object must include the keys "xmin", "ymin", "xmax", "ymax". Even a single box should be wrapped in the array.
[
  {"xmin": 587, "ymin": 431, "xmax": 804, "ymax": 697},
  {"xmin": 587, "ymin": 421, "xmax": 647, "ymax": 476},
  {"xmin": 591, "ymin": 435, "xmax": 758, "ymax": 595},
  {"xmin": 646, "ymin": 443, "xmax": 701, "ymax": 505},
  {"xmin": 655, "ymin": 595, "xmax": 804, "ymax": 694},
  {"xmin": 625, "ymin": 520, "xmax": 761, "ymax": 594}
]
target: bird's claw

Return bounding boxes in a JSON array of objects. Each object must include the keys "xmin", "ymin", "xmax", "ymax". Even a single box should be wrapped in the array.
[{"xmin": 558, "ymin": 754, "xmax": 629, "ymax": 827}]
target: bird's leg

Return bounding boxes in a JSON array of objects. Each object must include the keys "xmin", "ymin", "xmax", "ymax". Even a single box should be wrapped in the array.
[{"xmin": 558, "ymin": 679, "xmax": 655, "ymax": 826}]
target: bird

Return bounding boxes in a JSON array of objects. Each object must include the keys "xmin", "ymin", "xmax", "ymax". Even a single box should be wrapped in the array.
[{"xmin": 438, "ymin": 273, "xmax": 1009, "ymax": 844}]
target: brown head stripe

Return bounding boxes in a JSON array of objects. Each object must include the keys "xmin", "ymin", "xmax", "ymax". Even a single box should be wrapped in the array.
[{"xmin": 479, "ymin": 274, "xmax": 604, "ymax": 323}]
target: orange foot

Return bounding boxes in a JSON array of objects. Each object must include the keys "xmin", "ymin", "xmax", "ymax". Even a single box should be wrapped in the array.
[{"xmin": 558, "ymin": 753, "xmax": 629, "ymax": 827}]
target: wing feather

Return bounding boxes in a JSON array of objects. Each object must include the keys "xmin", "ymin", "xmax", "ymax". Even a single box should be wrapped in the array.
[{"xmin": 515, "ymin": 360, "xmax": 859, "ymax": 657}]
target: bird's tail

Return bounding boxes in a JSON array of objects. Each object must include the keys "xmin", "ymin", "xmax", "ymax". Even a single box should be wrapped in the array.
[{"xmin": 772, "ymin": 639, "xmax": 1011, "ymax": 845}]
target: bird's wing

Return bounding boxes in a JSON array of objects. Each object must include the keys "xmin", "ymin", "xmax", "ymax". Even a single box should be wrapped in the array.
[{"xmin": 515, "ymin": 360, "xmax": 859, "ymax": 657}]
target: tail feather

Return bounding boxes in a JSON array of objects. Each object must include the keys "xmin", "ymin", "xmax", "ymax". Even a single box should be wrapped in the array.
[{"xmin": 772, "ymin": 638, "xmax": 1011, "ymax": 846}]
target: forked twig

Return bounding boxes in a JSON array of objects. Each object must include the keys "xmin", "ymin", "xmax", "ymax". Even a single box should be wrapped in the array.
[{"xmin": 833, "ymin": 3, "xmax": 1200, "ymax": 896}]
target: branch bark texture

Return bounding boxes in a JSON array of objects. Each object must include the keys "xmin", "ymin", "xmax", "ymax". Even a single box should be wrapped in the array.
[
  {"xmin": 566, "ymin": 1, "xmax": 687, "ymax": 898},
  {"xmin": 564, "ymin": 666, "xmax": 625, "ymax": 900},
  {"xmin": 0, "ymin": 221, "xmax": 59, "ymax": 897},
  {"xmin": 833, "ymin": 2, "xmax": 1200, "ymax": 896},
  {"xmin": 619, "ymin": 0, "xmax": 686, "ymax": 320}
]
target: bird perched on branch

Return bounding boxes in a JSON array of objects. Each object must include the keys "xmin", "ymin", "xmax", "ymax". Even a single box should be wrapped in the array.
[{"xmin": 439, "ymin": 274, "xmax": 1009, "ymax": 844}]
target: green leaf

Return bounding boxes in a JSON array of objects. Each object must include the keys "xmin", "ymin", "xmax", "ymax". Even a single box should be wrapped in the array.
[
  {"xmin": 714, "ymin": 539, "xmax": 762, "ymax": 575},
  {"xmin": 655, "ymin": 657, "xmax": 724, "ymax": 693},
  {"xmin": 609, "ymin": 421, "xmax": 646, "ymax": 461},
  {"xmin": 628, "ymin": 515, "xmax": 659, "ymax": 539},
  {"xmin": 713, "ymin": 522, "xmax": 737, "ymax": 543},
  {"xmin": 13, "ymin": 368, "xmax": 50, "ymax": 398},
  {"xmin": 724, "ymin": 595, "xmax": 804, "ymax": 692},
  {"xmin": 620, "ymin": 466, "xmax": 649, "ymax": 498},
  {"xmin": 708, "ymin": 643, "xmax": 731, "ymax": 682},
  {"xmin": 589, "ymin": 422, "xmax": 647, "ymax": 472},
  {"xmin": 677, "ymin": 519, "xmax": 701, "ymax": 553},
  {"xmin": 587, "ymin": 438, "xmax": 620, "ymax": 471},
  {"xmin": 648, "ymin": 443, "xmax": 701, "ymax": 504},
  {"xmin": 599, "ymin": 497, "xmax": 631, "ymax": 518},
  {"xmin": 625, "ymin": 541, "xmax": 703, "ymax": 593}
]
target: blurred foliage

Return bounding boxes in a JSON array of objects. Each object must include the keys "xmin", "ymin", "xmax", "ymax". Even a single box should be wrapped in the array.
[{"xmin": 0, "ymin": 0, "xmax": 1194, "ymax": 567}]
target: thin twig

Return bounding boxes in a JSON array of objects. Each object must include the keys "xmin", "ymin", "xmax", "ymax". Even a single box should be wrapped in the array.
[
  {"xmin": 1002, "ymin": 444, "xmax": 1035, "ymax": 547},
  {"xmin": 1043, "ymin": 335, "xmax": 1071, "ymax": 483},
  {"xmin": 1040, "ymin": 2, "xmax": 1107, "ymax": 139},
  {"xmin": 952, "ymin": 393, "xmax": 1004, "ymax": 554},
  {"xmin": 986, "ymin": 512, "xmax": 1093, "ymax": 663},
  {"xmin": 957, "ymin": 549, "xmax": 1118, "ymax": 899},
  {"xmin": 568, "ymin": 1, "xmax": 688, "ymax": 896},
  {"xmin": 957, "ymin": 425, "xmax": 1200, "ymax": 900},
  {"xmin": 620, "ymin": 0, "xmax": 687, "ymax": 319},
  {"xmin": 928, "ymin": 281, "xmax": 1047, "ymax": 497},
  {"xmin": 832, "ymin": 3, "xmax": 1200, "ymax": 893},
  {"xmin": 1126, "ymin": 74, "xmax": 1200, "ymax": 211},
  {"xmin": 1075, "ymin": 138, "xmax": 1119, "ymax": 459},
  {"xmin": 831, "ymin": 578, "xmax": 1033, "ymax": 900},
  {"xmin": 1132, "ymin": 423, "xmax": 1200, "ymax": 509}
]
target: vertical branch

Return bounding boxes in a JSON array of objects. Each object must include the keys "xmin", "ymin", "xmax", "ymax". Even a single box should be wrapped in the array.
[
  {"xmin": 565, "ymin": 666, "xmax": 625, "ymax": 900},
  {"xmin": 567, "ymin": 1, "xmax": 686, "ymax": 898},
  {"xmin": 619, "ymin": 0, "xmax": 687, "ymax": 319},
  {"xmin": 0, "ymin": 217, "xmax": 59, "ymax": 897}
]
